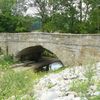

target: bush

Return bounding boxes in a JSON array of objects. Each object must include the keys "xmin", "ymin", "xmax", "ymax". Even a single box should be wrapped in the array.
[{"xmin": 0, "ymin": 14, "xmax": 33, "ymax": 33}]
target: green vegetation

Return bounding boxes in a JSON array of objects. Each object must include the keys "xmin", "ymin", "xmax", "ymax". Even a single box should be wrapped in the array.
[
  {"xmin": 0, "ymin": 0, "xmax": 34, "ymax": 32},
  {"xmin": 0, "ymin": 54, "xmax": 99, "ymax": 100},
  {"xmin": 0, "ymin": 70, "xmax": 32, "ymax": 99},
  {"xmin": 0, "ymin": 54, "xmax": 66, "ymax": 99},
  {"xmin": 47, "ymin": 82, "xmax": 55, "ymax": 89},
  {"xmin": 0, "ymin": 14, "xmax": 33, "ymax": 32},
  {"xmin": 0, "ymin": 55, "xmax": 48, "ymax": 99},
  {"xmin": 34, "ymin": 0, "xmax": 100, "ymax": 33},
  {"xmin": 0, "ymin": 55, "xmax": 14, "ymax": 70},
  {"xmin": 70, "ymin": 61, "xmax": 100, "ymax": 100},
  {"xmin": 0, "ymin": 0, "xmax": 99, "ymax": 33},
  {"xmin": 0, "ymin": 69, "xmax": 47, "ymax": 99}
]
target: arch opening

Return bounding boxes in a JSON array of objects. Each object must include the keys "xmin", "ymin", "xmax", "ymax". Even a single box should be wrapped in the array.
[{"xmin": 15, "ymin": 45, "xmax": 63, "ymax": 71}]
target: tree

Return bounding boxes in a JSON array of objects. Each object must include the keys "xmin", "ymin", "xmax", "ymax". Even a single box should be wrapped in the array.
[
  {"xmin": 0, "ymin": 0, "xmax": 99, "ymax": 33},
  {"xmin": 0, "ymin": 0, "xmax": 34, "ymax": 32},
  {"xmin": 33, "ymin": 0, "xmax": 63, "ymax": 31},
  {"xmin": 83, "ymin": 0, "xmax": 100, "ymax": 33},
  {"xmin": 0, "ymin": 0, "xmax": 17, "ymax": 15}
]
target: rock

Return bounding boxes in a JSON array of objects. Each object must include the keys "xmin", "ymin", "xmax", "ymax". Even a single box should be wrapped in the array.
[
  {"xmin": 23, "ymin": 62, "xmax": 100, "ymax": 100},
  {"xmin": 65, "ymin": 91, "xmax": 78, "ymax": 97},
  {"xmin": 6, "ymin": 62, "xmax": 100, "ymax": 100},
  {"xmin": 74, "ymin": 97, "xmax": 81, "ymax": 100},
  {"xmin": 90, "ymin": 85, "xmax": 97, "ymax": 91},
  {"xmin": 39, "ymin": 91, "xmax": 60, "ymax": 100},
  {"xmin": 54, "ymin": 95, "xmax": 81, "ymax": 100}
]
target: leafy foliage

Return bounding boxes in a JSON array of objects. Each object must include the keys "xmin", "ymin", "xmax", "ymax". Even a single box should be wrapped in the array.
[
  {"xmin": 0, "ymin": 14, "xmax": 33, "ymax": 32},
  {"xmin": 0, "ymin": 0, "xmax": 99, "ymax": 33},
  {"xmin": 34, "ymin": 0, "xmax": 100, "ymax": 33},
  {"xmin": 0, "ymin": 56, "xmax": 48, "ymax": 99}
]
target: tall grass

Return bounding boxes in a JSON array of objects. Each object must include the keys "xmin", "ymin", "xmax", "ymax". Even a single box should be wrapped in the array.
[
  {"xmin": 0, "ymin": 55, "xmax": 48, "ymax": 99},
  {"xmin": 0, "ymin": 55, "xmax": 14, "ymax": 70},
  {"xmin": 0, "ymin": 70, "xmax": 32, "ymax": 99}
]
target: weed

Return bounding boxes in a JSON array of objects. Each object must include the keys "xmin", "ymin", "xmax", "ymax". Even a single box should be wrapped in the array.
[
  {"xmin": 47, "ymin": 82, "xmax": 55, "ymax": 89},
  {"xmin": 70, "ymin": 61, "xmax": 99, "ymax": 100},
  {"xmin": 0, "ymin": 64, "xmax": 48, "ymax": 100},
  {"xmin": 0, "ymin": 55, "xmax": 14, "ymax": 70},
  {"xmin": 0, "ymin": 70, "xmax": 32, "ymax": 99}
]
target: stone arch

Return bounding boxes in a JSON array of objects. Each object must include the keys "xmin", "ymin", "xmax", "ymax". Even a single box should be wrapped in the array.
[
  {"xmin": 15, "ymin": 45, "xmax": 64, "ymax": 71},
  {"xmin": 16, "ymin": 45, "xmax": 60, "ymax": 63}
]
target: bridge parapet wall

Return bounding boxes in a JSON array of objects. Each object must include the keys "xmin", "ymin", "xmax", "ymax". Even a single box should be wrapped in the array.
[{"xmin": 0, "ymin": 33, "xmax": 100, "ymax": 65}]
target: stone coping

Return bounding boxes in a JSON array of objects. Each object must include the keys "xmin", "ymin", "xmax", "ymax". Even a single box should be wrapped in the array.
[{"xmin": 0, "ymin": 32, "xmax": 100, "ymax": 36}]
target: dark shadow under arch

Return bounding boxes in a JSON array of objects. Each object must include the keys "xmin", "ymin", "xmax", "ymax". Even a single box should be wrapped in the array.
[{"xmin": 16, "ymin": 45, "xmax": 58, "ymax": 62}]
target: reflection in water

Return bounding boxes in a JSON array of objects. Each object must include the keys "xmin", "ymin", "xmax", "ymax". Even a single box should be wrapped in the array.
[{"xmin": 49, "ymin": 62, "xmax": 63, "ymax": 71}]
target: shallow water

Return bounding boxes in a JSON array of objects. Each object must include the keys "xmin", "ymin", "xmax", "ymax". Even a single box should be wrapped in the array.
[{"xmin": 50, "ymin": 62, "xmax": 63, "ymax": 71}]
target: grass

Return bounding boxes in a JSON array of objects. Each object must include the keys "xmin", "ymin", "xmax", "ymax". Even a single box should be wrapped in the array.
[
  {"xmin": 0, "ymin": 55, "xmax": 14, "ymax": 70},
  {"xmin": 0, "ymin": 55, "xmax": 49, "ymax": 99},
  {"xmin": 0, "ymin": 70, "xmax": 31, "ymax": 99},
  {"xmin": 0, "ymin": 69, "xmax": 49, "ymax": 100},
  {"xmin": 0, "ymin": 55, "xmax": 67, "ymax": 99},
  {"xmin": 47, "ymin": 82, "xmax": 55, "ymax": 89},
  {"xmin": 89, "ymin": 96, "xmax": 100, "ymax": 100},
  {"xmin": 2, "ymin": 55, "xmax": 99, "ymax": 100}
]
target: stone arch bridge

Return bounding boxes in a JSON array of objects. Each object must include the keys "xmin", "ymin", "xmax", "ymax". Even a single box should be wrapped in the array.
[{"xmin": 0, "ymin": 33, "xmax": 100, "ymax": 65}]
